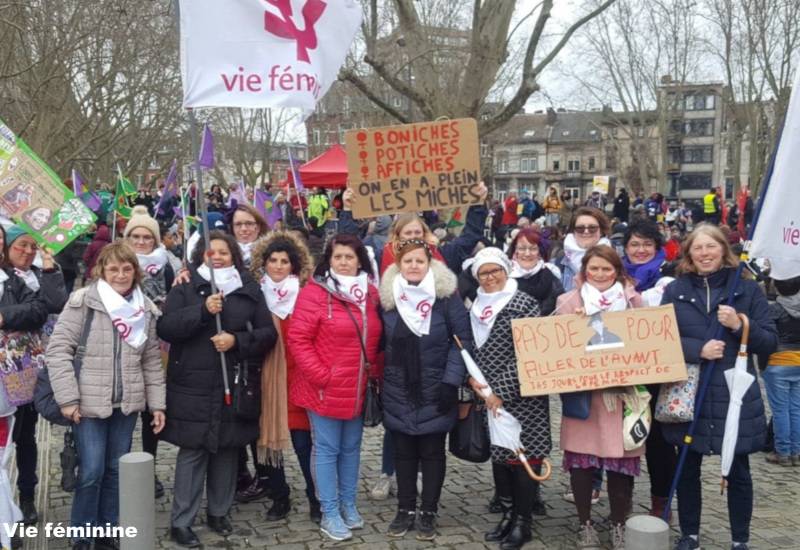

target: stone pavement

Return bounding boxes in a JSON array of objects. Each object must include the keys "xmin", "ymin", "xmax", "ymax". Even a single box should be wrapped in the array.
[{"xmin": 10, "ymin": 389, "xmax": 800, "ymax": 550}]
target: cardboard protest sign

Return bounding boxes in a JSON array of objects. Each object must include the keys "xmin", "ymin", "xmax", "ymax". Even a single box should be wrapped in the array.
[
  {"xmin": 0, "ymin": 329, "xmax": 46, "ymax": 406},
  {"xmin": 593, "ymin": 175, "xmax": 609, "ymax": 194},
  {"xmin": 345, "ymin": 118, "xmax": 482, "ymax": 218},
  {"xmin": 0, "ymin": 117, "xmax": 97, "ymax": 253},
  {"xmin": 512, "ymin": 305, "xmax": 687, "ymax": 396}
]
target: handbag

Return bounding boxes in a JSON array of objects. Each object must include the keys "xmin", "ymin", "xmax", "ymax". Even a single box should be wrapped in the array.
[
  {"xmin": 448, "ymin": 398, "xmax": 491, "ymax": 463},
  {"xmin": 232, "ymin": 322, "xmax": 262, "ymax": 420},
  {"xmin": 622, "ymin": 386, "xmax": 652, "ymax": 451},
  {"xmin": 60, "ymin": 426, "xmax": 79, "ymax": 492},
  {"xmin": 561, "ymin": 390, "xmax": 592, "ymax": 420},
  {"xmin": 341, "ymin": 302, "xmax": 382, "ymax": 428},
  {"xmin": 34, "ymin": 309, "xmax": 94, "ymax": 426},
  {"xmin": 655, "ymin": 363, "xmax": 700, "ymax": 423}
]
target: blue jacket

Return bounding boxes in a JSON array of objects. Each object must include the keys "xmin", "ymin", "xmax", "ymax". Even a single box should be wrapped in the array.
[
  {"xmin": 379, "ymin": 260, "xmax": 471, "ymax": 436},
  {"xmin": 660, "ymin": 268, "xmax": 778, "ymax": 456}
]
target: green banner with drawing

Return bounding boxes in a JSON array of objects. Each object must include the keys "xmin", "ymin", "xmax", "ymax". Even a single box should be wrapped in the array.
[{"xmin": 0, "ymin": 117, "xmax": 96, "ymax": 254}]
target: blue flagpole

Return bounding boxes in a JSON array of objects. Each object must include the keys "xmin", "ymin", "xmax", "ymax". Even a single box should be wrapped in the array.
[{"xmin": 662, "ymin": 108, "xmax": 788, "ymax": 522}]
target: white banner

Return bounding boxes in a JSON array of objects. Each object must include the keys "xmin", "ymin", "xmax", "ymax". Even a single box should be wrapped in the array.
[
  {"xmin": 749, "ymin": 70, "xmax": 800, "ymax": 280},
  {"xmin": 178, "ymin": 0, "xmax": 362, "ymax": 117}
]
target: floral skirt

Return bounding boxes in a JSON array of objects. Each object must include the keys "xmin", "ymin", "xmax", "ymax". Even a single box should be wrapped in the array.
[{"xmin": 562, "ymin": 451, "xmax": 641, "ymax": 477}]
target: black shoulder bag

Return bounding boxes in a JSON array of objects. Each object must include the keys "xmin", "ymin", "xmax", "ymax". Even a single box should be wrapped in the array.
[
  {"xmin": 231, "ymin": 321, "xmax": 263, "ymax": 420},
  {"xmin": 342, "ymin": 301, "xmax": 382, "ymax": 428},
  {"xmin": 34, "ymin": 308, "xmax": 94, "ymax": 426}
]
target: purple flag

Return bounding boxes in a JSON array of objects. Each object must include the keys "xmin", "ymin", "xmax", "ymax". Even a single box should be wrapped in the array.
[
  {"xmin": 72, "ymin": 169, "xmax": 102, "ymax": 213},
  {"xmin": 288, "ymin": 148, "xmax": 304, "ymax": 192},
  {"xmin": 199, "ymin": 124, "xmax": 214, "ymax": 170},
  {"xmin": 255, "ymin": 189, "xmax": 282, "ymax": 228},
  {"xmin": 225, "ymin": 180, "xmax": 249, "ymax": 207},
  {"xmin": 155, "ymin": 159, "xmax": 178, "ymax": 216}
]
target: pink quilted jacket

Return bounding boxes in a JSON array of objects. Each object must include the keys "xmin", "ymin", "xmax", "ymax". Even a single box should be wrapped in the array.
[{"xmin": 288, "ymin": 278, "xmax": 383, "ymax": 420}]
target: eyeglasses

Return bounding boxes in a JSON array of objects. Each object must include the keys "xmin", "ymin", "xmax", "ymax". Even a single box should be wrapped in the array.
[
  {"xmin": 574, "ymin": 225, "xmax": 600, "ymax": 234},
  {"xmin": 627, "ymin": 241, "xmax": 655, "ymax": 250},
  {"xmin": 477, "ymin": 267, "xmax": 506, "ymax": 281},
  {"xmin": 129, "ymin": 235, "xmax": 154, "ymax": 242},
  {"xmin": 233, "ymin": 222, "xmax": 257, "ymax": 229},
  {"xmin": 105, "ymin": 266, "xmax": 135, "ymax": 276},
  {"xmin": 516, "ymin": 246, "xmax": 539, "ymax": 254}
]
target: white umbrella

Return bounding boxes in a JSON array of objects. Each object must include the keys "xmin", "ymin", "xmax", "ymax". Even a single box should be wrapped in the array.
[
  {"xmin": 721, "ymin": 314, "xmax": 755, "ymax": 492},
  {"xmin": 454, "ymin": 335, "xmax": 551, "ymax": 482}
]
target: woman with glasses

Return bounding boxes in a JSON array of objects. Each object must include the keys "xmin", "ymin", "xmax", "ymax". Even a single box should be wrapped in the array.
[
  {"xmin": 559, "ymin": 207, "xmax": 612, "ymax": 292},
  {"xmin": 556, "ymin": 245, "xmax": 644, "ymax": 550},
  {"xmin": 229, "ymin": 204, "xmax": 269, "ymax": 267},
  {"xmin": 467, "ymin": 247, "xmax": 550, "ymax": 550},
  {"xmin": 619, "ymin": 218, "xmax": 678, "ymax": 522},
  {"xmin": 507, "ymin": 228, "xmax": 564, "ymax": 316}
]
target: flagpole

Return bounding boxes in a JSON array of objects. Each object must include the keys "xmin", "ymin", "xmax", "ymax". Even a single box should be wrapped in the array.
[
  {"xmin": 180, "ymin": 187, "xmax": 190, "ymax": 265},
  {"xmin": 662, "ymin": 105, "xmax": 789, "ymax": 522},
  {"xmin": 287, "ymin": 147, "xmax": 306, "ymax": 226},
  {"xmin": 187, "ymin": 108, "xmax": 232, "ymax": 406}
]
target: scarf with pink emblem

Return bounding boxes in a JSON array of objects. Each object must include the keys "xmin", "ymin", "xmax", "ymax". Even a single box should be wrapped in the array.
[
  {"xmin": 97, "ymin": 279, "xmax": 147, "ymax": 349},
  {"xmin": 260, "ymin": 274, "xmax": 299, "ymax": 320}
]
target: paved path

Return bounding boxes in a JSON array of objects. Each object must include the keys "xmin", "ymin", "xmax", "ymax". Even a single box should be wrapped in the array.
[{"xmin": 12, "ymin": 389, "xmax": 800, "ymax": 550}]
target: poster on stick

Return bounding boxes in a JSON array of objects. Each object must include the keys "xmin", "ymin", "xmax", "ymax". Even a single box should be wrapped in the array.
[
  {"xmin": 592, "ymin": 175, "xmax": 609, "ymax": 194},
  {"xmin": 512, "ymin": 305, "xmax": 687, "ymax": 397},
  {"xmin": 0, "ymin": 117, "xmax": 96, "ymax": 254},
  {"xmin": 345, "ymin": 118, "xmax": 482, "ymax": 218}
]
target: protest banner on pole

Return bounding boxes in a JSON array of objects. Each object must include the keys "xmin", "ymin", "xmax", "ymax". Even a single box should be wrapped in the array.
[
  {"xmin": 345, "ymin": 118, "xmax": 482, "ymax": 218},
  {"xmin": 0, "ymin": 117, "xmax": 97, "ymax": 254},
  {"xmin": 592, "ymin": 175, "xmax": 609, "ymax": 194},
  {"xmin": 512, "ymin": 305, "xmax": 687, "ymax": 397}
]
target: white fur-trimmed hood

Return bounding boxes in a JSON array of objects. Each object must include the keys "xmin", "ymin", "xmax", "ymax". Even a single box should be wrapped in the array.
[{"xmin": 380, "ymin": 259, "xmax": 458, "ymax": 311}]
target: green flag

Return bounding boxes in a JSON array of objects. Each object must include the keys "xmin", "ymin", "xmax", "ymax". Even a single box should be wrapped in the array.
[{"xmin": 115, "ymin": 165, "xmax": 136, "ymax": 219}]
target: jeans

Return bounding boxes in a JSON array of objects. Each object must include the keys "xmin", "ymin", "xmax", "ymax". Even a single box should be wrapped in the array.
[
  {"xmin": 308, "ymin": 411, "xmax": 363, "ymax": 517},
  {"xmin": 71, "ymin": 409, "xmax": 138, "ymax": 541},
  {"xmin": 382, "ymin": 429, "xmax": 396, "ymax": 476},
  {"xmin": 12, "ymin": 404, "xmax": 38, "ymax": 496},
  {"xmin": 392, "ymin": 431, "xmax": 446, "ymax": 512},
  {"xmin": 677, "ymin": 450, "xmax": 752, "ymax": 543},
  {"xmin": 291, "ymin": 429, "xmax": 316, "ymax": 498},
  {"xmin": 545, "ymin": 212, "xmax": 560, "ymax": 227},
  {"xmin": 762, "ymin": 365, "xmax": 800, "ymax": 456}
]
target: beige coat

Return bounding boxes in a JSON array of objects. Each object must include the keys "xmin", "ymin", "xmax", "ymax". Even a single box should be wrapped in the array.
[{"xmin": 46, "ymin": 283, "xmax": 166, "ymax": 418}]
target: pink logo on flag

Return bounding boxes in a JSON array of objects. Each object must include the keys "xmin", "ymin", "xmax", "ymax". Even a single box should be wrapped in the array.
[{"xmin": 264, "ymin": 0, "xmax": 327, "ymax": 63}]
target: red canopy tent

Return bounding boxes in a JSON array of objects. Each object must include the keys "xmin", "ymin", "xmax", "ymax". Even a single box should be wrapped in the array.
[{"xmin": 287, "ymin": 143, "xmax": 348, "ymax": 190}]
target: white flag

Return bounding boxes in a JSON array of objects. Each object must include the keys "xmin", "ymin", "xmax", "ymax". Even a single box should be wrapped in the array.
[
  {"xmin": 749, "ymin": 70, "xmax": 800, "ymax": 280},
  {"xmin": 178, "ymin": 0, "xmax": 362, "ymax": 118}
]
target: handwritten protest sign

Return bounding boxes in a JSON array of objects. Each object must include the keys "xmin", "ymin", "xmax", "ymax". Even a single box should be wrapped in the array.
[
  {"xmin": 512, "ymin": 305, "xmax": 687, "ymax": 396},
  {"xmin": 0, "ymin": 117, "xmax": 96, "ymax": 254},
  {"xmin": 345, "ymin": 118, "xmax": 481, "ymax": 218}
]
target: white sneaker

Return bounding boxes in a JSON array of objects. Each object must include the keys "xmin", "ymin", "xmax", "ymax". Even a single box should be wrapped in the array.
[
  {"xmin": 371, "ymin": 474, "xmax": 393, "ymax": 500},
  {"xmin": 563, "ymin": 487, "xmax": 575, "ymax": 503},
  {"xmin": 416, "ymin": 472, "xmax": 423, "ymax": 495}
]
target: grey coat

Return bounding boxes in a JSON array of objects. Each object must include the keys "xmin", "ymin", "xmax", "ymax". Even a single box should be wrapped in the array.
[{"xmin": 46, "ymin": 282, "xmax": 166, "ymax": 418}]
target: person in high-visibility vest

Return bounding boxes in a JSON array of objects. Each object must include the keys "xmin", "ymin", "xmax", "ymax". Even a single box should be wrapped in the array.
[{"xmin": 703, "ymin": 188, "xmax": 721, "ymax": 226}]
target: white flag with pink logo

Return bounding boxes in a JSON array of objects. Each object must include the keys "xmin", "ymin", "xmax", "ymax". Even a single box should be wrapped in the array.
[
  {"xmin": 178, "ymin": 0, "xmax": 362, "ymax": 116},
  {"xmin": 749, "ymin": 69, "xmax": 800, "ymax": 280}
]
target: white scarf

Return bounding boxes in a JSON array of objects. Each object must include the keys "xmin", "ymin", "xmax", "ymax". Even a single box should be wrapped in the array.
[
  {"xmin": 13, "ymin": 268, "xmax": 39, "ymax": 292},
  {"xmin": 197, "ymin": 264, "xmax": 243, "ymax": 297},
  {"xmin": 641, "ymin": 276, "xmax": 675, "ymax": 307},
  {"xmin": 470, "ymin": 278, "xmax": 518, "ymax": 348},
  {"xmin": 136, "ymin": 245, "xmax": 168, "ymax": 277},
  {"xmin": 580, "ymin": 281, "xmax": 627, "ymax": 316},
  {"xmin": 563, "ymin": 233, "xmax": 611, "ymax": 275},
  {"xmin": 260, "ymin": 274, "xmax": 299, "ymax": 320},
  {"xmin": 328, "ymin": 271, "xmax": 369, "ymax": 311},
  {"xmin": 393, "ymin": 268, "xmax": 437, "ymax": 336},
  {"xmin": 239, "ymin": 241, "xmax": 256, "ymax": 266},
  {"xmin": 97, "ymin": 279, "xmax": 148, "ymax": 349},
  {"xmin": 510, "ymin": 259, "xmax": 562, "ymax": 281},
  {"xmin": 0, "ymin": 270, "xmax": 8, "ymax": 302}
]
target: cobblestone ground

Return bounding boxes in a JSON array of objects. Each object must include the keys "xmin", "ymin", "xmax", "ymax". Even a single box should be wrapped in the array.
[{"xmin": 12, "ymin": 387, "xmax": 800, "ymax": 550}]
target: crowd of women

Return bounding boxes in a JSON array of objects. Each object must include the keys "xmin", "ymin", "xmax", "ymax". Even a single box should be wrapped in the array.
[{"xmin": 0, "ymin": 181, "xmax": 793, "ymax": 550}]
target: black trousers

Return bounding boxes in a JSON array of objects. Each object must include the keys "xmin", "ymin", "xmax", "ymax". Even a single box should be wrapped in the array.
[
  {"xmin": 644, "ymin": 398, "xmax": 678, "ymax": 498},
  {"xmin": 141, "ymin": 410, "xmax": 159, "ymax": 459},
  {"xmin": 13, "ymin": 404, "xmax": 38, "ymax": 496},
  {"xmin": 392, "ymin": 431, "xmax": 447, "ymax": 513}
]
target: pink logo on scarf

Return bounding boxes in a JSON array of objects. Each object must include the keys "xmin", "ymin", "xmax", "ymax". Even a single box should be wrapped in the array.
[
  {"xmin": 599, "ymin": 295, "xmax": 612, "ymax": 307},
  {"xmin": 416, "ymin": 300, "xmax": 432, "ymax": 319},
  {"xmin": 480, "ymin": 305, "xmax": 493, "ymax": 321},
  {"xmin": 350, "ymin": 284, "xmax": 365, "ymax": 304},
  {"xmin": 399, "ymin": 293, "xmax": 408, "ymax": 301},
  {"xmin": 275, "ymin": 288, "xmax": 288, "ymax": 300},
  {"xmin": 112, "ymin": 318, "xmax": 132, "ymax": 339},
  {"xmin": 145, "ymin": 263, "xmax": 159, "ymax": 276}
]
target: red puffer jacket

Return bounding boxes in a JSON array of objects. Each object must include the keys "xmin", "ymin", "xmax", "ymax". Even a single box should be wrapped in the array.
[
  {"xmin": 288, "ymin": 277, "xmax": 383, "ymax": 420},
  {"xmin": 279, "ymin": 316, "xmax": 309, "ymax": 431}
]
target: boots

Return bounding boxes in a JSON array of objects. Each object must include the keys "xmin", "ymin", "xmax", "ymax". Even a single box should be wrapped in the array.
[
  {"xmin": 498, "ymin": 463, "xmax": 537, "ymax": 550},
  {"xmin": 649, "ymin": 494, "xmax": 673, "ymax": 524},
  {"xmin": 500, "ymin": 516, "xmax": 533, "ymax": 550},
  {"xmin": 485, "ymin": 497, "xmax": 514, "ymax": 542},
  {"xmin": 486, "ymin": 462, "xmax": 515, "ymax": 542}
]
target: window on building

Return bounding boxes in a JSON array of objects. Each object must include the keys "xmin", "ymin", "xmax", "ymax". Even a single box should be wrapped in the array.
[
  {"xmin": 679, "ymin": 173, "xmax": 713, "ymax": 190},
  {"xmin": 313, "ymin": 129, "xmax": 320, "ymax": 145},
  {"xmin": 553, "ymin": 160, "xmax": 560, "ymax": 171},
  {"xmin": 316, "ymin": 102, "xmax": 326, "ymax": 115},
  {"xmin": 637, "ymin": 126, "xmax": 645, "ymax": 137},
  {"xmin": 497, "ymin": 155, "xmax": 509, "ymax": 173},
  {"xmin": 136, "ymin": 174, "xmax": 143, "ymax": 185},
  {"xmin": 480, "ymin": 140, "xmax": 488, "ymax": 157},
  {"xmin": 393, "ymin": 96, "xmax": 403, "ymax": 108},
  {"xmin": 684, "ymin": 119, "xmax": 714, "ymax": 136},
  {"xmin": 568, "ymin": 160, "xmax": 580, "ymax": 171},
  {"xmin": 611, "ymin": 127, "xmax": 618, "ymax": 137},
  {"xmin": 524, "ymin": 130, "xmax": 536, "ymax": 137},
  {"xmin": 297, "ymin": 149, "xmax": 305, "ymax": 160},
  {"xmin": 683, "ymin": 92, "xmax": 716, "ymax": 111},
  {"xmin": 343, "ymin": 98, "xmax": 351, "ymax": 111},
  {"xmin": 562, "ymin": 131, "xmax": 570, "ymax": 136},
  {"xmin": 681, "ymin": 146, "xmax": 713, "ymax": 164},
  {"xmin": 588, "ymin": 157, "xmax": 595, "ymax": 170},
  {"xmin": 338, "ymin": 124, "xmax": 352, "ymax": 144},
  {"xmin": 589, "ymin": 129, "xmax": 598, "ymax": 136},
  {"xmin": 668, "ymin": 147, "xmax": 681, "ymax": 164}
]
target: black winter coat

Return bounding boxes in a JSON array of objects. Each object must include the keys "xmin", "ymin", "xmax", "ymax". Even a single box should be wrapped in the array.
[
  {"xmin": 661, "ymin": 268, "xmax": 778, "ymax": 456},
  {"xmin": 458, "ymin": 266, "xmax": 564, "ymax": 316},
  {"xmin": 379, "ymin": 261, "xmax": 471, "ymax": 436},
  {"xmin": 0, "ymin": 271, "xmax": 48, "ymax": 330},
  {"xmin": 30, "ymin": 265, "xmax": 67, "ymax": 314},
  {"xmin": 157, "ymin": 267, "xmax": 277, "ymax": 452}
]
